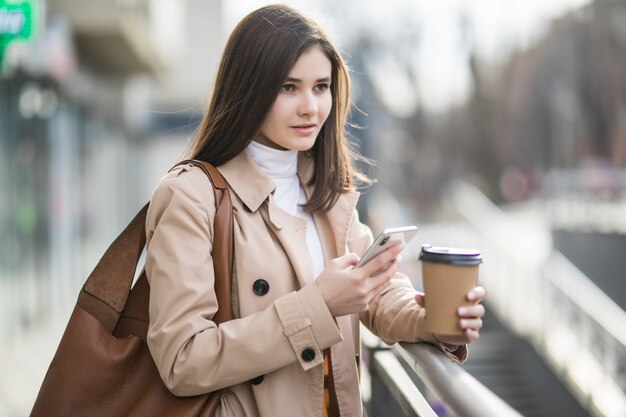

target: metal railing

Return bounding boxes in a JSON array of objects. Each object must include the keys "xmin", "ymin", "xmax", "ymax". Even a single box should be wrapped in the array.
[
  {"xmin": 360, "ymin": 326, "xmax": 522, "ymax": 417},
  {"xmin": 444, "ymin": 181, "xmax": 626, "ymax": 417},
  {"xmin": 543, "ymin": 168, "xmax": 626, "ymax": 234},
  {"xmin": 542, "ymin": 253, "xmax": 626, "ymax": 417}
]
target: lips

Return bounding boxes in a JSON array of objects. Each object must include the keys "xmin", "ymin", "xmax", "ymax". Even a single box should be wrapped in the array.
[{"xmin": 291, "ymin": 123, "xmax": 317, "ymax": 135}]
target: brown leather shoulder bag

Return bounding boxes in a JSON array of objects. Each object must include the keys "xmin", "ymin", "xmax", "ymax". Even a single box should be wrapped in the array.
[{"xmin": 30, "ymin": 160, "xmax": 233, "ymax": 417}]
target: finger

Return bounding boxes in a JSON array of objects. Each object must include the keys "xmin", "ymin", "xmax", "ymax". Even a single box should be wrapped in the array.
[
  {"xmin": 457, "ymin": 304, "xmax": 485, "ymax": 318},
  {"xmin": 333, "ymin": 252, "xmax": 360, "ymax": 269},
  {"xmin": 464, "ymin": 328, "xmax": 480, "ymax": 343},
  {"xmin": 367, "ymin": 257, "xmax": 399, "ymax": 290},
  {"xmin": 467, "ymin": 286, "xmax": 486, "ymax": 303},
  {"xmin": 359, "ymin": 243, "xmax": 404, "ymax": 276},
  {"xmin": 372, "ymin": 254, "xmax": 402, "ymax": 275},
  {"xmin": 459, "ymin": 318, "xmax": 483, "ymax": 331},
  {"xmin": 414, "ymin": 292, "xmax": 425, "ymax": 307},
  {"xmin": 365, "ymin": 259, "xmax": 400, "ymax": 288}
]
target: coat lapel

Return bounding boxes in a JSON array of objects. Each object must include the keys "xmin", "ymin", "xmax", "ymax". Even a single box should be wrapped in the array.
[
  {"xmin": 262, "ymin": 195, "xmax": 313, "ymax": 289},
  {"xmin": 298, "ymin": 153, "xmax": 360, "ymax": 259},
  {"xmin": 219, "ymin": 150, "xmax": 361, "ymax": 288},
  {"xmin": 322, "ymin": 191, "xmax": 359, "ymax": 257}
]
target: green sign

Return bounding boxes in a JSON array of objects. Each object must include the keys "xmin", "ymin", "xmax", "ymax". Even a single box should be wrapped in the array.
[
  {"xmin": 0, "ymin": 0, "xmax": 36, "ymax": 65},
  {"xmin": 0, "ymin": 0, "xmax": 36, "ymax": 42}
]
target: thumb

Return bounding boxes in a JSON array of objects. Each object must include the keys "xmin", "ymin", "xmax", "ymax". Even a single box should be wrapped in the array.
[{"xmin": 414, "ymin": 292, "xmax": 425, "ymax": 307}]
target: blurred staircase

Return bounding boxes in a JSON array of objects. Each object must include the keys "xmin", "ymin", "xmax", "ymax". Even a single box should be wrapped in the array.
[{"xmin": 461, "ymin": 308, "xmax": 590, "ymax": 417}]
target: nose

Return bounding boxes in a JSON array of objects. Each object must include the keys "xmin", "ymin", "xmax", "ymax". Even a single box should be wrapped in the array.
[{"xmin": 298, "ymin": 91, "xmax": 318, "ymax": 117}]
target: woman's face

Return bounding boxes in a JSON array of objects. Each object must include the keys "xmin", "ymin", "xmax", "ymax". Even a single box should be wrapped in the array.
[{"xmin": 255, "ymin": 45, "xmax": 333, "ymax": 151}]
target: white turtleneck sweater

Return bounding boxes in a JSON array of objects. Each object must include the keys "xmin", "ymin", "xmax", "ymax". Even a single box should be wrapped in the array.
[{"xmin": 245, "ymin": 141, "xmax": 325, "ymax": 279}]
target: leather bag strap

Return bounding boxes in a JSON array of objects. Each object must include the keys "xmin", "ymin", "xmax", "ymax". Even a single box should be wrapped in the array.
[
  {"xmin": 174, "ymin": 159, "xmax": 234, "ymax": 324},
  {"xmin": 79, "ymin": 159, "xmax": 234, "ymax": 331}
]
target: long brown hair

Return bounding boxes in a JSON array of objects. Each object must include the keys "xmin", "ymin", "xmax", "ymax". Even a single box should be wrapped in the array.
[{"xmin": 186, "ymin": 4, "xmax": 370, "ymax": 213}]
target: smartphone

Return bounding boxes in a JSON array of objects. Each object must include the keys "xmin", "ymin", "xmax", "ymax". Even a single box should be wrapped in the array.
[{"xmin": 356, "ymin": 225, "xmax": 418, "ymax": 267}]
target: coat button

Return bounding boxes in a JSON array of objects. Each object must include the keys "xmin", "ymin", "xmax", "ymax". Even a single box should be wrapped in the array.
[
  {"xmin": 252, "ymin": 279, "xmax": 270, "ymax": 296},
  {"xmin": 250, "ymin": 375, "xmax": 264, "ymax": 385},
  {"xmin": 301, "ymin": 348, "xmax": 316, "ymax": 362}
]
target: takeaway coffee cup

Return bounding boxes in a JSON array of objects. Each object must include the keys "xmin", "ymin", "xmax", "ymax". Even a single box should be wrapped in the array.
[{"xmin": 419, "ymin": 245, "xmax": 482, "ymax": 335}]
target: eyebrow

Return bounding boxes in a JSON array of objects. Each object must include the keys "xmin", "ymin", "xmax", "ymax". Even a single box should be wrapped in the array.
[{"xmin": 285, "ymin": 77, "xmax": 331, "ymax": 83}]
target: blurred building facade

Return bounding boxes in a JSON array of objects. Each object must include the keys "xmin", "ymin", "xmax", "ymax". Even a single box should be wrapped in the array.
[
  {"xmin": 430, "ymin": 0, "xmax": 626, "ymax": 205},
  {"xmin": 0, "ymin": 0, "xmax": 224, "ymax": 347},
  {"xmin": 339, "ymin": 0, "xmax": 626, "ymax": 217}
]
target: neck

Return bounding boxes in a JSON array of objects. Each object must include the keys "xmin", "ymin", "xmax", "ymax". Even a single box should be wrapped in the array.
[{"xmin": 245, "ymin": 140, "xmax": 298, "ymax": 179}]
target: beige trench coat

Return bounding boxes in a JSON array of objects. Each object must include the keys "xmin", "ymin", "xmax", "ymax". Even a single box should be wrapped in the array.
[{"xmin": 144, "ymin": 151, "xmax": 466, "ymax": 417}]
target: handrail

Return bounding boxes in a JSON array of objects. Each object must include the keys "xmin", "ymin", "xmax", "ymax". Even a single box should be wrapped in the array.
[
  {"xmin": 547, "ymin": 197, "xmax": 626, "ymax": 233},
  {"xmin": 545, "ymin": 251, "xmax": 626, "ymax": 347},
  {"xmin": 361, "ymin": 326, "xmax": 522, "ymax": 417},
  {"xmin": 543, "ymin": 169, "xmax": 626, "ymax": 232},
  {"xmin": 542, "ymin": 252, "xmax": 626, "ymax": 415},
  {"xmin": 372, "ymin": 350, "xmax": 438, "ymax": 417},
  {"xmin": 395, "ymin": 343, "xmax": 523, "ymax": 417}
]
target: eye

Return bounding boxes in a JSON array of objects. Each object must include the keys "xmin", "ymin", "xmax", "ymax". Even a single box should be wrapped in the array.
[
  {"xmin": 314, "ymin": 83, "xmax": 330, "ymax": 93},
  {"xmin": 281, "ymin": 83, "xmax": 296, "ymax": 92}
]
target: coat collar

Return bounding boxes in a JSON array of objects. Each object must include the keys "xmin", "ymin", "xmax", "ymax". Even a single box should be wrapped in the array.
[
  {"xmin": 218, "ymin": 150, "xmax": 360, "ymax": 257},
  {"xmin": 216, "ymin": 150, "xmax": 317, "ymax": 213},
  {"xmin": 217, "ymin": 151, "xmax": 275, "ymax": 212}
]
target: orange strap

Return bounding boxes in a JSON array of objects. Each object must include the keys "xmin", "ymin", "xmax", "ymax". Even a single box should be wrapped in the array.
[
  {"xmin": 322, "ymin": 350, "xmax": 330, "ymax": 417},
  {"xmin": 322, "ymin": 349, "xmax": 340, "ymax": 417}
]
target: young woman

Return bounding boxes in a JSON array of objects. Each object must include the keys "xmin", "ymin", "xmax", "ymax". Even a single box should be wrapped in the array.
[{"xmin": 144, "ymin": 4, "xmax": 486, "ymax": 417}]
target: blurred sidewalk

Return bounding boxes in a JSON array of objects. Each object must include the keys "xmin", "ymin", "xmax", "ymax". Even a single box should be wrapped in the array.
[{"xmin": 0, "ymin": 311, "xmax": 69, "ymax": 417}]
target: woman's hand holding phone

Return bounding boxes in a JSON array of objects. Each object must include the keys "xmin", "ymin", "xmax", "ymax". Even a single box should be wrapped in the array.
[
  {"xmin": 357, "ymin": 226, "xmax": 417, "ymax": 267},
  {"xmin": 316, "ymin": 243, "xmax": 404, "ymax": 317}
]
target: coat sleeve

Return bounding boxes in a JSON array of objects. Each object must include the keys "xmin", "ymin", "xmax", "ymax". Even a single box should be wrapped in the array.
[
  {"xmin": 348, "ymin": 209, "xmax": 468, "ymax": 363},
  {"xmin": 145, "ymin": 166, "xmax": 342, "ymax": 396}
]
